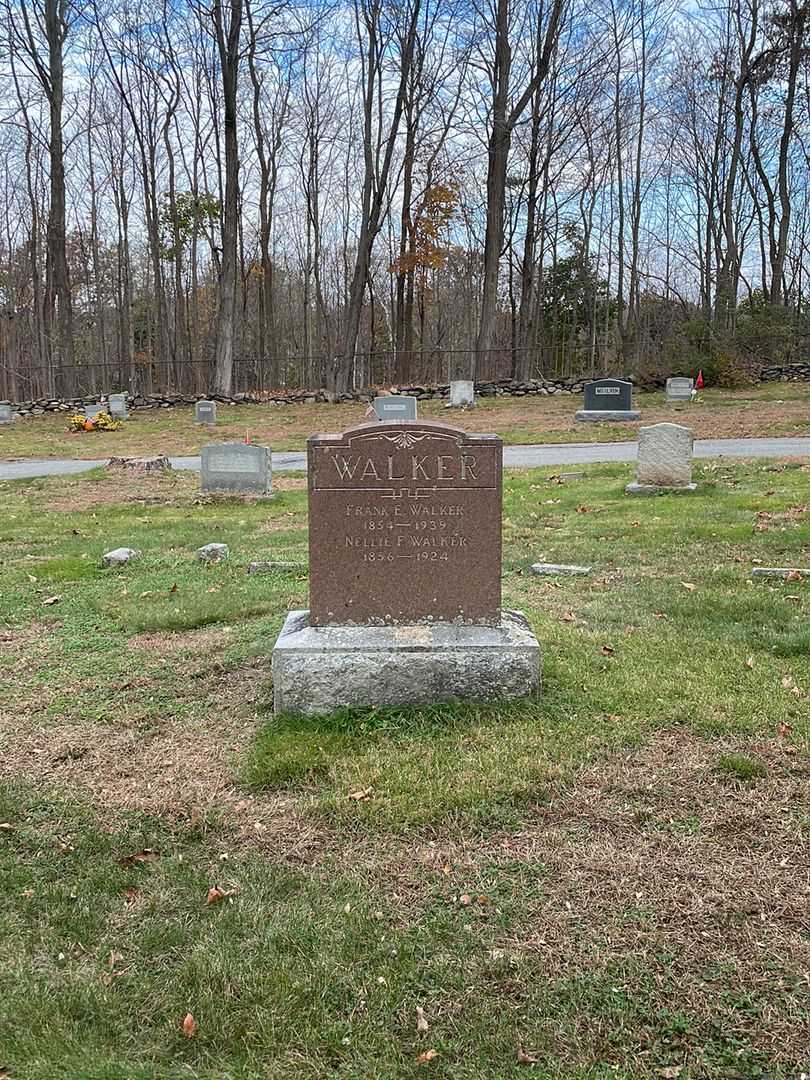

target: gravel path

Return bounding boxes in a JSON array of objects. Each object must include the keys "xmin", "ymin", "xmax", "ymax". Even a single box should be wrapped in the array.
[{"xmin": 2, "ymin": 437, "xmax": 809, "ymax": 481}]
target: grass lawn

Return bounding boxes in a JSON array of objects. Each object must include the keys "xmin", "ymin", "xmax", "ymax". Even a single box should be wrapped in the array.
[
  {"xmin": 2, "ymin": 382, "xmax": 810, "ymax": 462},
  {"xmin": 1, "ymin": 460, "xmax": 809, "ymax": 1078}
]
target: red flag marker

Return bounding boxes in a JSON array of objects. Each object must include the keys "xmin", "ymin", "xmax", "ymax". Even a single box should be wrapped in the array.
[{"xmin": 695, "ymin": 369, "xmax": 704, "ymax": 389}]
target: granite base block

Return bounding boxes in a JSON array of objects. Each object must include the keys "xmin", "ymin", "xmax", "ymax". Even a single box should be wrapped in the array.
[
  {"xmin": 271, "ymin": 609, "xmax": 540, "ymax": 715},
  {"xmin": 575, "ymin": 409, "xmax": 641, "ymax": 422},
  {"xmin": 625, "ymin": 481, "xmax": 697, "ymax": 496}
]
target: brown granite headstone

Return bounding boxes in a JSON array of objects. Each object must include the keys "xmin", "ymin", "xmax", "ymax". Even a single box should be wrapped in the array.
[{"xmin": 308, "ymin": 420, "xmax": 502, "ymax": 625}]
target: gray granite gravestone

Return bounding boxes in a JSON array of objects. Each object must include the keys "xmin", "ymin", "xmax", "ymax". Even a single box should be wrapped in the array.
[
  {"xmin": 373, "ymin": 395, "xmax": 418, "ymax": 421},
  {"xmin": 84, "ymin": 404, "xmax": 105, "ymax": 421},
  {"xmin": 575, "ymin": 378, "xmax": 640, "ymax": 422},
  {"xmin": 449, "ymin": 380, "xmax": 475, "ymax": 407},
  {"xmin": 196, "ymin": 400, "xmax": 217, "ymax": 425},
  {"xmin": 666, "ymin": 377, "xmax": 694, "ymax": 403},
  {"xmin": 108, "ymin": 393, "xmax": 128, "ymax": 420},
  {"xmin": 200, "ymin": 442, "xmax": 272, "ymax": 495},
  {"xmin": 626, "ymin": 422, "xmax": 696, "ymax": 494},
  {"xmin": 0, "ymin": 404, "xmax": 12, "ymax": 424},
  {"xmin": 271, "ymin": 419, "xmax": 541, "ymax": 715}
]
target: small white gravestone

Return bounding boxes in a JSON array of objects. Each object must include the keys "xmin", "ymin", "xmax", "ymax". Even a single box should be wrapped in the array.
[
  {"xmin": 0, "ymin": 404, "xmax": 12, "ymax": 424},
  {"xmin": 449, "ymin": 380, "xmax": 475, "ymax": 407},
  {"xmin": 665, "ymin": 377, "xmax": 694, "ymax": 404},
  {"xmin": 196, "ymin": 400, "xmax": 217, "ymax": 425},
  {"xmin": 108, "ymin": 392, "xmax": 129, "ymax": 420},
  {"xmin": 84, "ymin": 404, "xmax": 105, "ymax": 421},
  {"xmin": 373, "ymin": 395, "xmax": 418, "ymax": 421},
  {"xmin": 626, "ymin": 422, "xmax": 696, "ymax": 495},
  {"xmin": 200, "ymin": 442, "xmax": 272, "ymax": 495}
]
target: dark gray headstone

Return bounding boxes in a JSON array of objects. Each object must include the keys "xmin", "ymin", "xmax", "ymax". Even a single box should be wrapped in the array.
[
  {"xmin": 196, "ymin": 400, "xmax": 217, "ymax": 425},
  {"xmin": 200, "ymin": 442, "xmax": 272, "ymax": 495},
  {"xmin": 373, "ymin": 395, "xmax": 418, "ymax": 421},
  {"xmin": 583, "ymin": 379, "xmax": 633, "ymax": 411}
]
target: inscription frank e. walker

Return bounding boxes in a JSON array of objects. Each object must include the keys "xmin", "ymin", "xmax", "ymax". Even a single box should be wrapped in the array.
[{"xmin": 307, "ymin": 421, "xmax": 502, "ymax": 626}]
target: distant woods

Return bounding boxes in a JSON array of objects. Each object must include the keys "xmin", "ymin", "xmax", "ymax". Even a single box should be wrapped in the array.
[{"xmin": 1, "ymin": 0, "xmax": 809, "ymax": 399}]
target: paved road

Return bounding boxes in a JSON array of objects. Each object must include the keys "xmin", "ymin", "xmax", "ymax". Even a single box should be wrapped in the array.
[{"xmin": 2, "ymin": 437, "xmax": 809, "ymax": 482}]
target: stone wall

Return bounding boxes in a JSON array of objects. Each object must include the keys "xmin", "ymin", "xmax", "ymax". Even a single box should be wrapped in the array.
[
  {"xmin": 5, "ymin": 363, "xmax": 809, "ymax": 415},
  {"xmin": 759, "ymin": 362, "xmax": 810, "ymax": 382}
]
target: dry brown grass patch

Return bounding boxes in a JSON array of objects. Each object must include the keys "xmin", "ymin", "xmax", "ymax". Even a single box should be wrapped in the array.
[
  {"xmin": 0, "ymin": 656, "xmax": 330, "ymax": 862},
  {"xmin": 126, "ymin": 625, "xmax": 237, "ymax": 655},
  {"xmin": 372, "ymin": 731, "xmax": 810, "ymax": 1067},
  {"xmin": 39, "ymin": 471, "xmax": 199, "ymax": 511}
]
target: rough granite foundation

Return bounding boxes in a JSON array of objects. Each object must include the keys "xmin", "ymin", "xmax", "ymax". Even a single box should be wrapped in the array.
[{"xmin": 272, "ymin": 609, "xmax": 541, "ymax": 715}]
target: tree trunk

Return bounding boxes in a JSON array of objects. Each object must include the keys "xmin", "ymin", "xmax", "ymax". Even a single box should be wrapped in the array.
[{"xmin": 213, "ymin": 0, "xmax": 243, "ymax": 396}]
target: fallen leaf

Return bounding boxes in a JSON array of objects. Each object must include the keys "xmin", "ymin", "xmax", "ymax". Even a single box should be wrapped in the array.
[
  {"xmin": 26, "ymin": 573, "xmax": 37, "ymax": 583},
  {"xmin": 517, "ymin": 1046, "xmax": 539, "ymax": 1065},
  {"xmin": 744, "ymin": 656, "xmax": 754, "ymax": 669},
  {"xmin": 600, "ymin": 644, "xmax": 615, "ymax": 657},
  {"xmin": 562, "ymin": 611, "xmax": 575, "ymax": 623},
  {"xmin": 182, "ymin": 1012, "xmax": 197, "ymax": 1038},
  {"xmin": 118, "ymin": 848, "xmax": 160, "ymax": 869},
  {"xmin": 206, "ymin": 885, "xmax": 237, "ymax": 906},
  {"xmin": 680, "ymin": 582, "xmax": 696, "ymax": 592},
  {"xmin": 656, "ymin": 1068, "xmax": 683, "ymax": 1079},
  {"xmin": 653, "ymin": 612, "xmax": 668, "ymax": 620},
  {"xmin": 42, "ymin": 595, "xmax": 61, "ymax": 606},
  {"xmin": 347, "ymin": 787, "xmax": 373, "ymax": 802},
  {"xmin": 785, "ymin": 594, "xmax": 800, "ymax": 603},
  {"xmin": 169, "ymin": 583, "xmax": 178, "ymax": 594},
  {"xmin": 416, "ymin": 1006, "xmax": 429, "ymax": 1033},
  {"xmin": 777, "ymin": 722, "xmax": 793, "ymax": 738},
  {"xmin": 458, "ymin": 893, "xmax": 472, "ymax": 906},
  {"xmin": 0, "ymin": 822, "xmax": 12, "ymax": 831},
  {"xmin": 121, "ymin": 886, "xmax": 139, "ymax": 905},
  {"xmin": 416, "ymin": 1049, "xmax": 438, "ymax": 1065},
  {"xmin": 786, "ymin": 569, "xmax": 805, "ymax": 582}
]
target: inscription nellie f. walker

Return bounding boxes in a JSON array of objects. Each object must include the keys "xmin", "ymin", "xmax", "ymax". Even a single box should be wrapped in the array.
[{"xmin": 307, "ymin": 420, "xmax": 502, "ymax": 626}]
